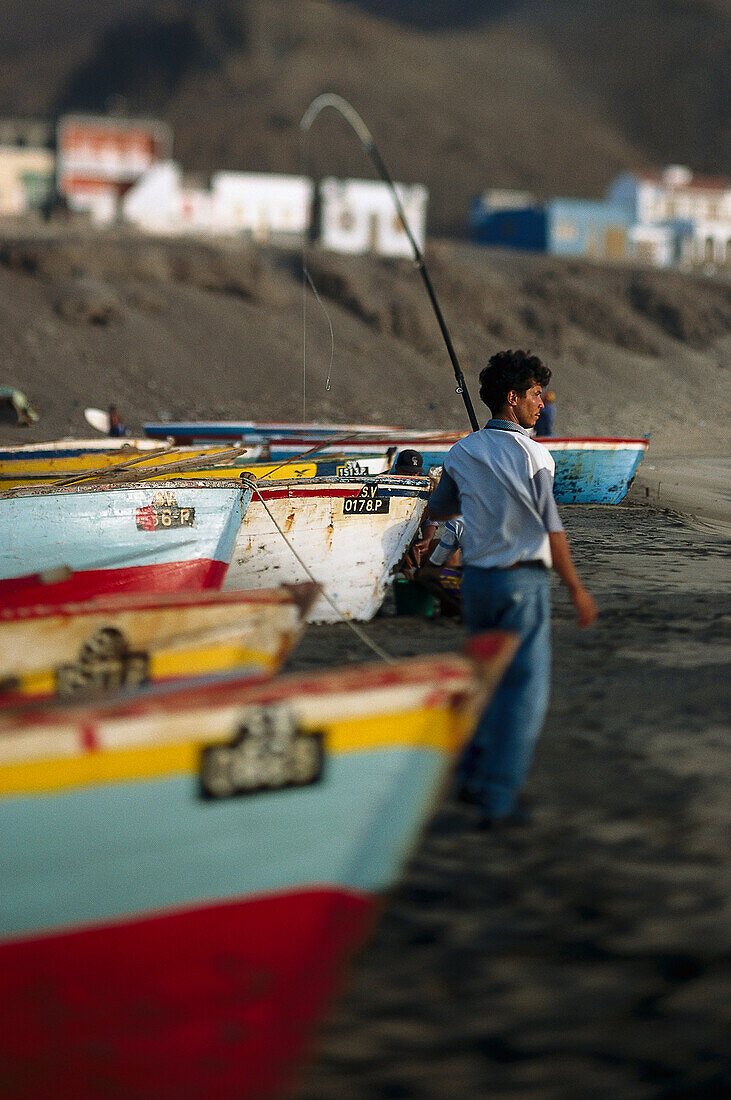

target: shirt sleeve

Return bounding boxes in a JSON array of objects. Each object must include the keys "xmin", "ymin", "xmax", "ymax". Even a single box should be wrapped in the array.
[
  {"xmin": 427, "ymin": 469, "xmax": 460, "ymax": 519},
  {"xmin": 429, "ymin": 519, "xmax": 461, "ymax": 565},
  {"xmin": 532, "ymin": 467, "xmax": 564, "ymax": 532}
]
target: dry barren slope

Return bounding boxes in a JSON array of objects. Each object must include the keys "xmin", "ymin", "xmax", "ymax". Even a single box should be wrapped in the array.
[{"xmin": 0, "ymin": 231, "xmax": 728, "ymax": 457}]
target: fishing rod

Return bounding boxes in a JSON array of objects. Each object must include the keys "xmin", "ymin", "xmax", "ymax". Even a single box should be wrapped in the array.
[{"xmin": 300, "ymin": 93, "xmax": 480, "ymax": 433}]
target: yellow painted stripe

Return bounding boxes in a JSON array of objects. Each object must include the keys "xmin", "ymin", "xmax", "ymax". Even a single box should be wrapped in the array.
[
  {"xmin": 0, "ymin": 450, "xmax": 225, "ymax": 478},
  {"xmin": 148, "ymin": 644, "xmax": 277, "ymax": 679},
  {"xmin": 0, "ymin": 462, "xmax": 319, "ymax": 490},
  {"xmin": 7, "ymin": 671, "xmax": 56, "ymax": 698},
  {"xmin": 5, "ymin": 647, "xmax": 276, "ymax": 701},
  {"xmin": 0, "ymin": 706, "xmax": 468, "ymax": 797}
]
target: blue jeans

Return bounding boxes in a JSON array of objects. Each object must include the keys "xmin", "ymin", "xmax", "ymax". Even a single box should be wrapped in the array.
[{"xmin": 459, "ymin": 564, "xmax": 551, "ymax": 817}]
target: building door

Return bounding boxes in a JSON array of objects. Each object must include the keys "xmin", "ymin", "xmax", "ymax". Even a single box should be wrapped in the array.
[
  {"xmin": 368, "ymin": 213, "xmax": 379, "ymax": 253},
  {"xmin": 604, "ymin": 226, "xmax": 627, "ymax": 260}
]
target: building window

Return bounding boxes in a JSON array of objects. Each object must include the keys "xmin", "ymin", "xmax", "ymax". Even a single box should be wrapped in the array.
[
  {"xmin": 339, "ymin": 208, "xmax": 355, "ymax": 232},
  {"xmin": 554, "ymin": 219, "xmax": 577, "ymax": 242}
]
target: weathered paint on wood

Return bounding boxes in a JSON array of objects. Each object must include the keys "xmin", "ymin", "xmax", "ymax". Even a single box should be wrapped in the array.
[
  {"xmin": 0, "ymin": 480, "xmax": 252, "ymax": 608},
  {"xmin": 0, "ymin": 636, "xmax": 513, "ymax": 1100},
  {"xmin": 0, "ymin": 634, "xmax": 515, "ymax": 1098},
  {"xmin": 223, "ymin": 475, "xmax": 431, "ymax": 622},
  {"xmin": 0, "ymin": 584, "xmax": 317, "ymax": 705}
]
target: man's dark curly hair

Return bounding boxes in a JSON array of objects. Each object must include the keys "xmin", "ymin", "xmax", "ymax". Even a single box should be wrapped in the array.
[{"xmin": 478, "ymin": 349, "xmax": 551, "ymax": 415}]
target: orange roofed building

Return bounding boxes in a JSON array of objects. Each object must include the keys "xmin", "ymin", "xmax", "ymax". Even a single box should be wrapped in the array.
[{"xmin": 57, "ymin": 114, "xmax": 173, "ymax": 225}]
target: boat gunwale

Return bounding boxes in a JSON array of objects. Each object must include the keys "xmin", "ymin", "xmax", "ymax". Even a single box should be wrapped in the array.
[
  {"xmin": 0, "ymin": 641, "xmax": 516, "ymax": 732},
  {"xmin": 0, "ymin": 478, "xmax": 252, "ymax": 500}
]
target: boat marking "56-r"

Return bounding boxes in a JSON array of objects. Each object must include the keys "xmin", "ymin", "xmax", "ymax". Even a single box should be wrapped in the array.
[{"xmin": 136, "ymin": 491, "xmax": 195, "ymax": 531}]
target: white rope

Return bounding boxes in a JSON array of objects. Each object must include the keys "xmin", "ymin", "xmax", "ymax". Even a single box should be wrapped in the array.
[{"xmin": 242, "ymin": 477, "xmax": 394, "ymax": 664}]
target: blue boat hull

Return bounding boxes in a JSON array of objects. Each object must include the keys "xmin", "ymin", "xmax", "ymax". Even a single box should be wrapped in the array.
[
  {"xmin": 143, "ymin": 422, "xmax": 648, "ymax": 504},
  {"xmin": 543, "ymin": 440, "xmax": 648, "ymax": 504}
]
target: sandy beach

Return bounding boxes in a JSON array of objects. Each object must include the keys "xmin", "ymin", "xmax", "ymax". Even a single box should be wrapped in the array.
[
  {"xmin": 292, "ymin": 496, "xmax": 729, "ymax": 1098},
  {"xmin": 0, "ymin": 228, "xmax": 727, "ymax": 1095}
]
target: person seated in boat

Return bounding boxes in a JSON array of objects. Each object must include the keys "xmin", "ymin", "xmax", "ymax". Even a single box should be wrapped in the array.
[
  {"xmin": 395, "ymin": 449, "xmax": 443, "ymax": 571},
  {"xmin": 108, "ymin": 405, "xmax": 128, "ymax": 438},
  {"xmin": 395, "ymin": 449, "xmax": 443, "ymax": 579},
  {"xmin": 533, "ymin": 391, "xmax": 556, "ymax": 436},
  {"xmin": 393, "ymin": 448, "xmax": 424, "ymax": 476},
  {"xmin": 413, "ymin": 516, "xmax": 464, "ymax": 617}
]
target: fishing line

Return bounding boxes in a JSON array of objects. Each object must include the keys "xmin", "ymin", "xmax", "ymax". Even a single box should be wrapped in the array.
[
  {"xmin": 303, "ymin": 265, "xmax": 335, "ymax": 394},
  {"xmin": 300, "ymin": 92, "xmax": 480, "ymax": 432},
  {"xmin": 300, "ymin": 135, "xmax": 336, "ymax": 422},
  {"xmin": 241, "ymin": 476, "xmax": 394, "ymax": 664}
]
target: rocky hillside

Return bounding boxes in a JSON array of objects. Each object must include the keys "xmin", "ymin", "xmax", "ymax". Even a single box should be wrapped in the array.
[{"xmin": 0, "ymin": 229, "xmax": 728, "ymax": 455}]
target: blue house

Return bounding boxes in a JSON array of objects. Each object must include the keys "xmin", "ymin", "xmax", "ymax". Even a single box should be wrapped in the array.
[
  {"xmin": 546, "ymin": 198, "xmax": 632, "ymax": 261},
  {"xmin": 468, "ymin": 195, "xmax": 546, "ymax": 251},
  {"xmin": 468, "ymin": 193, "xmax": 633, "ymax": 261}
]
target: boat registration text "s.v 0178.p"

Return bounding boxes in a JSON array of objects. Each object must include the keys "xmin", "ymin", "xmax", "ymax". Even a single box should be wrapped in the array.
[{"xmin": 342, "ymin": 484, "xmax": 390, "ymax": 515}]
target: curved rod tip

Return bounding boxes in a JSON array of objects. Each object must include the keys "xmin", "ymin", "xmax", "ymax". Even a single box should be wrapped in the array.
[{"xmin": 300, "ymin": 92, "xmax": 373, "ymax": 147}]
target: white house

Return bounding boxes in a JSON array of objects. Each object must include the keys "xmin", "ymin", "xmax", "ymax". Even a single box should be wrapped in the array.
[
  {"xmin": 319, "ymin": 178, "xmax": 428, "ymax": 258},
  {"xmin": 121, "ymin": 161, "xmax": 182, "ymax": 232},
  {"xmin": 608, "ymin": 165, "xmax": 731, "ymax": 224},
  {"xmin": 121, "ymin": 161, "xmax": 214, "ymax": 235},
  {"xmin": 211, "ymin": 173, "xmax": 313, "ymax": 242},
  {"xmin": 123, "ymin": 166, "xmax": 313, "ymax": 241},
  {"xmin": 608, "ymin": 166, "xmax": 730, "ymax": 268}
]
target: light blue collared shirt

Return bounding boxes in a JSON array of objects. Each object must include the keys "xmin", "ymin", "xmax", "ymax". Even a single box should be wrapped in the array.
[{"xmin": 428, "ymin": 420, "xmax": 563, "ymax": 569}]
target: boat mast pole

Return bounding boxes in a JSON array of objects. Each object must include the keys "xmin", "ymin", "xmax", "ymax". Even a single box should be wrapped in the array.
[{"xmin": 300, "ymin": 93, "xmax": 480, "ymax": 432}]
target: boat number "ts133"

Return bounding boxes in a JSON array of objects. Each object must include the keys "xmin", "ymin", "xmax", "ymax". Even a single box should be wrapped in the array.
[
  {"xmin": 343, "ymin": 483, "xmax": 390, "ymax": 515},
  {"xmin": 199, "ymin": 706, "xmax": 324, "ymax": 799}
]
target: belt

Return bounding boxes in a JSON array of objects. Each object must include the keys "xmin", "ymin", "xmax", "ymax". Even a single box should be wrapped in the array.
[{"xmin": 508, "ymin": 560, "xmax": 546, "ymax": 570}]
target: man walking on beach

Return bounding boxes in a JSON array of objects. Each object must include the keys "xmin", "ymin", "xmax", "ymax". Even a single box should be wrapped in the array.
[{"xmin": 427, "ymin": 349, "xmax": 598, "ymax": 828}]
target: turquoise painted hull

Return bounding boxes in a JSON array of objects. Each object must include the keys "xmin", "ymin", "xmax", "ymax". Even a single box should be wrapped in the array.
[
  {"xmin": 1, "ymin": 747, "xmax": 443, "ymax": 940},
  {"xmin": 143, "ymin": 422, "xmax": 647, "ymax": 504},
  {"xmin": 0, "ymin": 481, "xmax": 251, "ymax": 593},
  {"xmin": 543, "ymin": 440, "xmax": 648, "ymax": 503}
]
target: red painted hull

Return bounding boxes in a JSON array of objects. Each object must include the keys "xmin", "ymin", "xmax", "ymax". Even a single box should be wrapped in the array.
[
  {"xmin": 0, "ymin": 559, "xmax": 229, "ymax": 610},
  {"xmin": 0, "ymin": 888, "xmax": 374, "ymax": 1099}
]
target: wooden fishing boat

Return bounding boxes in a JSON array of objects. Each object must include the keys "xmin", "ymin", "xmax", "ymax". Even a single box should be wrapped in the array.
[
  {"xmin": 0, "ymin": 632, "xmax": 517, "ymax": 1100},
  {"xmin": 0, "ymin": 479, "xmax": 252, "ymax": 610},
  {"xmin": 0, "ymin": 437, "xmax": 167, "ymax": 460},
  {"xmin": 143, "ymin": 421, "xmax": 648, "ymax": 502},
  {"xmin": 0, "ymin": 444, "xmax": 247, "ymax": 485},
  {"xmin": 144, "ymin": 418, "xmax": 460, "ymax": 465},
  {"xmin": 0, "ymin": 584, "xmax": 317, "ymax": 707},
  {"xmin": 224, "ymin": 474, "xmax": 431, "ymax": 622},
  {"xmin": 0, "ymin": 449, "xmax": 392, "ymax": 491},
  {"xmin": 144, "ymin": 418, "xmax": 402, "ymax": 445},
  {"xmin": 535, "ymin": 436, "xmax": 649, "ymax": 504}
]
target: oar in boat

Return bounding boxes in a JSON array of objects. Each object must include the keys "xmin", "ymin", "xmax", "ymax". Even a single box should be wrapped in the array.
[{"xmin": 0, "ymin": 447, "xmax": 252, "ymax": 495}]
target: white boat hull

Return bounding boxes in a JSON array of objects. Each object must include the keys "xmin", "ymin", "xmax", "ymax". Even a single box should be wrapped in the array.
[{"xmin": 223, "ymin": 476, "xmax": 430, "ymax": 623}]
